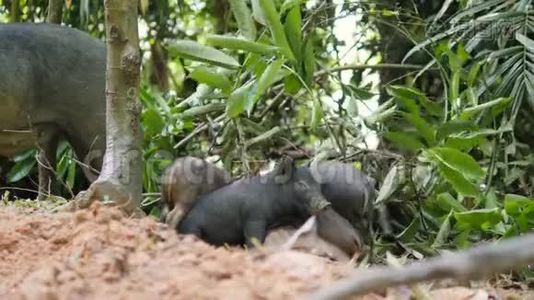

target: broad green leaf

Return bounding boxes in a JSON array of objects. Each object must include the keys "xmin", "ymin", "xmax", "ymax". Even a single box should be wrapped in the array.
[
  {"xmin": 251, "ymin": 0, "xmax": 267, "ymax": 25},
  {"xmin": 227, "ymin": 84, "xmax": 252, "ymax": 118},
  {"xmin": 504, "ymin": 194, "xmax": 534, "ymax": 232},
  {"xmin": 244, "ymin": 53, "xmax": 268, "ymax": 77},
  {"xmin": 427, "ymin": 147, "xmax": 485, "ymax": 180},
  {"xmin": 401, "ymin": 112, "xmax": 435, "ymax": 145},
  {"xmin": 436, "ymin": 163, "xmax": 479, "ymax": 197},
  {"xmin": 384, "ymin": 131, "xmax": 424, "ymax": 151},
  {"xmin": 205, "ymin": 34, "xmax": 279, "ymax": 56},
  {"xmin": 12, "ymin": 149, "xmax": 36, "ymax": 163},
  {"xmin": 168, "ymin": 40, "xmax": 240, "ymax": 69},
  {"xmin": 280, "ymin": 0, "xmax": 303, "ymax": 13},
  {"xmin": 436, "ymin": 120, "xmax": 477, "ymax": 141},
  {"xmin": 387, "ymin": 86, "xmax": 420, "ymax": 115},
  {"xmin": 432, "ymin": 211, "xmax": 453, "ymax": 248},
  {"xmin": 449, "ymin": 70, "xmax": 460, "ymax": 106},
  {"xmin": 375, "ymin": 165, "xmax": 403, "ymax": 204},
  {"xmin": 7, "ymin": 159, "xmax": 36, "ymax": 183},
  {"xmin": 228, "ymin": 0, "xmax": 256, "ymax": 40},
  {"xmin": 350, "ymin": 86, "xmax": 375, "ymax": 100},
  {"xmin": 284, "ymin": 74, "xmax": 301, "ymax": 94},
  {"xmin": 142, "ymin": 109, "xmax": 165, "ymax": 137},
  {"xmin": 454, "ymin": 208, "xmax": 502, "ymax": 230},
  {"xmin": 459, "ymin": 97, "xmax": 512, "ymax": 120},
  {"xmin": 284, "ymin": 5, "xmax": 302, "ymax": 61},
  {"xmin": 504, "ymin": 194, "xmax": 534, "ymax": 216},
  {"xmin": 387, "ymin": 85, "xmax": 442, "ymax": 116},
  {"xmin": 66, "ymin": 156, "xmax": 76, "ymax": 189},
  {"xmin": 467, "ymin": 62, "xmax": 481, "ymax": 86},
  {"xmin": 250, "ymin": 58, "xmax": 285, "ymax": 112},
  {"xmin": 303, "ymin": 38, "xmax": 315, "ymax": 84},
  {"xmin": 397, "ymin": 215, "xmax": 421, "ymax": 242},
  {"xmin": 436, "ymin": 193, "xmax": 467, "ymax": 212},
  {"xmin": 310, "ymin": 97, "xmax": 323, "ymax": 130},
  {"xmin": 190, "ymin": 67, "xmax": 232, "ymax": 93},
  {"xmin": 258, "ymin": 0, "xmax": 295, "ymax": 60}
]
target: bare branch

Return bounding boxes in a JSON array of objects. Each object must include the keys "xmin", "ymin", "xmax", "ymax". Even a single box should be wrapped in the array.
[{"xmin": 309, "ymin": 234, "xmax": 534, "ymax": 300}]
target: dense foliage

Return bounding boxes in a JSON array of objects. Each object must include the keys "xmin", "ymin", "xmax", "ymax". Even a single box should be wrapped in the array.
[{"xmin": 0, "ymin": 0, "xmax": 532, "ymax": 269}]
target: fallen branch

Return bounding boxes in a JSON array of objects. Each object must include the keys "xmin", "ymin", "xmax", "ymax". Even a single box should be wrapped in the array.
[
  {"xmin": 309, "ymin": 234, "xmax": 534, "ymax": 300},
  {"xmin": 173, "ymin": 114, "xmax": 225, "ymax": 149}
]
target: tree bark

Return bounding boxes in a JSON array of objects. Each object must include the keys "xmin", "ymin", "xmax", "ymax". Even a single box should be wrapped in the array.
[
  {"xmin": 46, "ymin": 0, "xmax": 63, "ymax": 24},
  {"xmin": 10, "ymin": 0, "xmax": 20, "ymax": 22},
  {"xmin": 64, "ymin": 0, "xmax": 143, "ymax": 215}
]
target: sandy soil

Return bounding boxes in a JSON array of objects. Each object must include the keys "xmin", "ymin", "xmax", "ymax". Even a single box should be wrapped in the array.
[{"xmin": 0, "ymin": 202, "xmax": 530, "ymax": 300}]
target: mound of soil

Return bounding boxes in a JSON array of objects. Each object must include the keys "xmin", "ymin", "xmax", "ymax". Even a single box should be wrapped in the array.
[
  {"xmin": 0, "ymin": 202, "xmax": 529, "ymax": 300},
  {"xmin": 0, "ymin": 203, "xmax": 352, "ymax": 299}
]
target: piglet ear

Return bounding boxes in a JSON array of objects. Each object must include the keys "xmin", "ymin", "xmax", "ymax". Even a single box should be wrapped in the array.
[{"xmin": 273, "ymin": 155, "xmax": 295, "ymax": 184}]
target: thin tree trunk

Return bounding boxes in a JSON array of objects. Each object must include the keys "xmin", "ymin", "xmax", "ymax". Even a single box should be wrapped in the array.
[
  {"xmin": 64, "ymin": 0, "xmax": 144, "ymax": 216},
  {"xmin": 98, "ymin": 0, "xmax": 143, "ymax": 207},
  {"xmin": 47, "ymin": 0, "xmax": 63, "ymax": 24},
  {"xmin": 10, "ymin": 0, "xmax": 20, "ymax": 22}
]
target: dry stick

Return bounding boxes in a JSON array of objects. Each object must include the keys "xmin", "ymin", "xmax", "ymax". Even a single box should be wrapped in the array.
[
  {"xmin": 309, "ymin": 234, "xmax": 534, "ymax": 300},
  {"xmin": 173, "ymin": 114, "xmax": 225, "ymax": 149}
]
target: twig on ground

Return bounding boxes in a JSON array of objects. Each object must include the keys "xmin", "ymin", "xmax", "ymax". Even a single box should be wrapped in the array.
[{"xmin": 308, "ymin": 234, "xmax": 534, "ymax": 300}]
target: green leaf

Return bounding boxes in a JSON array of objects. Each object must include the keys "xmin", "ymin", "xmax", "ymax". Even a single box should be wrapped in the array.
[
  {"xmin": 449, "ymin": 70, "xmax": 460, "ymax": 105},
  {"xmin": 190, "ymin": 67, "xmax": 232, "ymax": 93},
  {"xmin": 435, "ymin": 193, "xmax": 467, "ymax": 212},
  {"xmin": 7, "ymin": 158, "xmax": 36, "ymax": 183},
  {"xmin": 227, "ymin": 84, "xmax": 252, "ymax": 118},
  {"xmin": 504, "ymin": 194, "xmax": 534, "ymax": 216},
  {"xmin": 284, "ymin": 74, "xmax": 301, "ymax": 94},
  {"xmin": 251, "ymin": 0, "xmax": 267, "ymax": 25},
  {"xmin": 303, "ymin": 38, "xmax": 315, "ymax": 85},
  {"xmin": 384, "ymin": 131, "xmax": 424, "ymax": 152},
  {"xmin": 280, "ymin": 0, "xmax": 303, "ymax": 13},
  {"xmin": 205, "ymin": 34, "xmax": 279, "ymax": 56},
  {"xmin": 427, "ymin": 147, "xmax": 485, "ymax": 180},
  {"xmin": 516, "ymin": 32, "xmax": 534, "ymax": 49},
  {"xmin": 258, "ymin": 0, "xmax": 295, "ymax": 60},
  {"xmin": 387, "ymin": 85, "xmax": 442, "ymax": 116},
  {"xmin": 436, "ymin": 162, "xmax": 479, "ymax": 197},
  {"xmin": 249, "ymin": 58, "xmax": 285, "ymax": 112},
  {"xmin": 228, "ymin": 0, "xmax": 256, "ymax": 40},
  {"xmin": 401, "ymin": 112, "xmax": 435, "ymax": 145},
  {"xmin": 310, "ymin": 97, "xmax": 323, "ymax": 130},
  {"xmin": 350, "ymin": 86, "xmax": 375, "ymax": 100},
  {"xmin": 459, "ymin": 97, "xmax": 512, "ymax": 120},
  {"xmin": 436, "ymin": 120, "xmax": 477, "ymax": 141},
  {"xmin": 432, "ymin": 211, "xmax": 453, "ymax": 248},
  {"xmin": 375, "ymin": 165, "xmax": 403, "ymax": 204},
  {"xmin": 454, "ymin": 208, "xmax": 502, "ymax": 230},
  {"xmin": 397, "ymin": 215, "xmax": 421, "ymax": 242},
  {"xmin": 284, "ymin": 5, "xmax": 302, "ymax": 61},
  {"xmin": 168, "ymin": 40, "xmax": 240, "ymax": 69}
]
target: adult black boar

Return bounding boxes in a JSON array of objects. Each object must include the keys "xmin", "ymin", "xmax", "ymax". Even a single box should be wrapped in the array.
[{"xmin": 0, "ymin": 23, "xmax": 106, "ymax": 199}]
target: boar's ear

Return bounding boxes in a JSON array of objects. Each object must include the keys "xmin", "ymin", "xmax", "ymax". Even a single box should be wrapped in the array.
[{"xmin": 273, "ymin": 155, "xmax": 295, "ymax": 184}]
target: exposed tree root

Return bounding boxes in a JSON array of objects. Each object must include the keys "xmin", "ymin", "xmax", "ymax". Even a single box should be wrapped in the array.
[
  {"xmin": 309, "ymin": 234, "xmax": 534, "ymax": 300},
  {"xmin": 58, "ymin": 180, "xmax": 145, "ymax": 217}
]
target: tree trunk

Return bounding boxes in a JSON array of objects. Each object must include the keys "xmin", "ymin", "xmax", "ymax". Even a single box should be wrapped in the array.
[
  {"xmin": 46, "ymin": 0, "xmax": 63, "ymax": 24},
  {"xmin": 10, "ymin": 0, "xmax": 20, "ymax": 22},
  {"xmin": 63, "ymin": 0, "xmax": 144, "ymax": 216}
]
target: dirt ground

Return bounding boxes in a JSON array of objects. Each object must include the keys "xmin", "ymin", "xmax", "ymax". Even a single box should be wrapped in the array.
[{"xmin": 0, "ymin": 202, "xmax": 531, "ymax": 300}]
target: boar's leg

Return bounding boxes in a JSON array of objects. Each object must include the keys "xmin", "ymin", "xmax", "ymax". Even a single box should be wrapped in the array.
[
  {"xmin": 35, "ymin": 123, "xmax": 61, "ymax": 200},
  {"xmin": 244, "ymin": 219, "xmax": 267, "ymax": 248}
]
